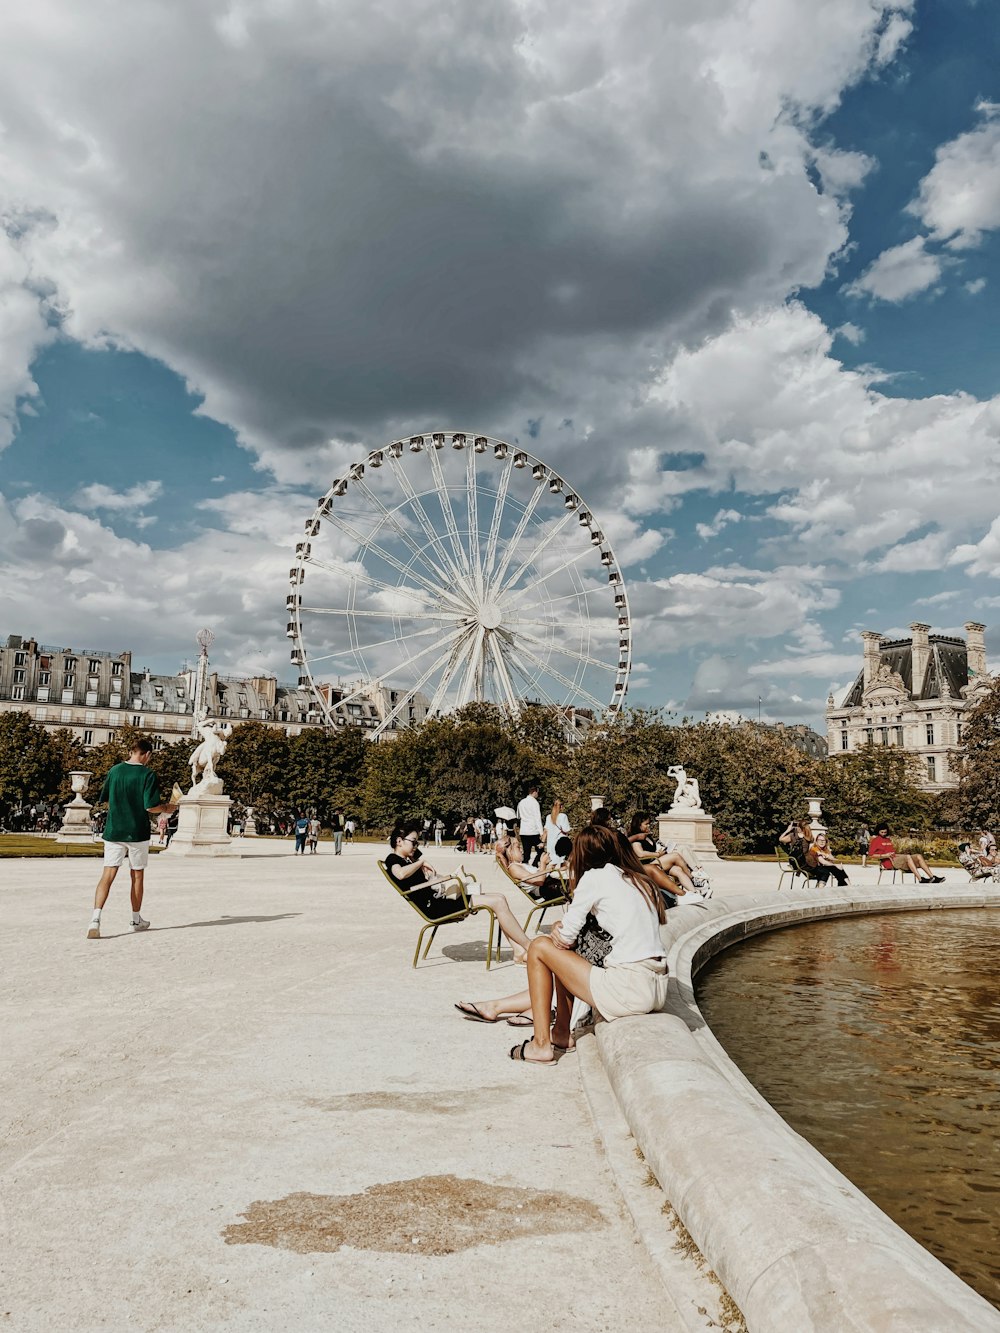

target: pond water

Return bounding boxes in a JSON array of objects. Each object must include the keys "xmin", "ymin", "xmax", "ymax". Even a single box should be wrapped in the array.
[{"xmin": 696, "ymin": 910, "xmax": 1000, "ymax": 1310}]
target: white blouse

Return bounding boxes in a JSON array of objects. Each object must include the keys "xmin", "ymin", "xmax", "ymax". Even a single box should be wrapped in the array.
[{"xmin": 556, "ymin": 863, "xmax": 664, "ymax": 967}]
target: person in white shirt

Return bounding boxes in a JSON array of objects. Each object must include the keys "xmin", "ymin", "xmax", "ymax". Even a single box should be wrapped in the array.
[
  {"xmin": 509, "ymin": 824, "xmax": 668, "ymax": 1065},
  {"xmin": 516, "ymin": 784, "xmax": 544, "ymax": 866},
  {"xmin": 544, "ymin": 799, "xmax": 571, "ymax": 864}
]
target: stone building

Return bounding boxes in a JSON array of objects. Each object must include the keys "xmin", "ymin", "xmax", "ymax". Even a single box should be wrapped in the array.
[
  {"xmin": 0, "ymin": 634, "xmax": 429, "ymax": 751},
  {"xmin": 825, "ymin": 622, "xmax": 992, "ymax": 792}
]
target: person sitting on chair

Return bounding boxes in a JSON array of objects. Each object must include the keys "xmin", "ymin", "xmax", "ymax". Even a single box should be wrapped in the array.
[
  {"xmin": 496, "ymin": 835, "xmax": 563, "ymax": 897},
  {"xmin": 868, "ymin": 825, "xmax": 943, "ymax": 884},
  {"xmin": 958, "ymin": 842, "xmax": 996, "ymax": 881},
  {"xmin": 807, "ymin": 832, "xmax": 850, "ymax": 887},
  {"xmin": 385, "ymin": 824, "xmax": 534, "ymax": 962}
]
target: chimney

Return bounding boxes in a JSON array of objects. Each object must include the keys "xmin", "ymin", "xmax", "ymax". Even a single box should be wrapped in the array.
[
  {"xmin": 965, "ymin": 622, "xmax": 987, "ymax": 679},
  {"xmin": 861, "ymin": 631, "xmax": 882, "ymax": 691},
  {"xmin": 910, "ymin": 623, "xmax": 931, "ymax": 695}
]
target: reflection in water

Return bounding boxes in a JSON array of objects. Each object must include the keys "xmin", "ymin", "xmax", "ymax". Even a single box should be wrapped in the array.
[{"xmin": 697, "ymin": 910, "xmax": 1000, "ymax": 1310}]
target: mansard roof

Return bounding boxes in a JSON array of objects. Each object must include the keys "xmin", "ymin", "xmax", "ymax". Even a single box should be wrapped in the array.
[{"xmin": 841, "ymin": 634, "xmax": 969, "ymax": 708}]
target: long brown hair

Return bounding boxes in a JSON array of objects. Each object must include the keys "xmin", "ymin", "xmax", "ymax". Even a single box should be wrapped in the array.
[{"xmin": 568, "ymin": 825, "xmax": 665, "ymax": 923}]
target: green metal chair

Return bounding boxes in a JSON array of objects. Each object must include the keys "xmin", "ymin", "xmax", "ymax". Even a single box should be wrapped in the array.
[
  {"xmin": 876, "ymin": 861, "xmax": 919, "ymax": 886},
  {"xmin": 496, "ymin": 857, "xmax": 570, "ymax": 932},
  {"xmin": 378, "ymin": 860, "xmax": 501, "ymax": 969},
  {"xmin": 775, "ymin": 846, "xmax": 796, "ymax": 891},
  {"xmin": 786, "ymin": 848, "xmax": 824, "ymax": 887}
]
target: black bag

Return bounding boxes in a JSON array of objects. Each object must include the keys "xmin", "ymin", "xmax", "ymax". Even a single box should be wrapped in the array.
[{"xmin": 575, "ymin": 912, "xmax": 613, "ymax": 968}]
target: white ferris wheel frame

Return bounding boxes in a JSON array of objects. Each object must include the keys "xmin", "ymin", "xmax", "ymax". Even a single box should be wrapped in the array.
[{"xmin": 286, "ymin": 431, "xmax": 632, "ymax": 739}]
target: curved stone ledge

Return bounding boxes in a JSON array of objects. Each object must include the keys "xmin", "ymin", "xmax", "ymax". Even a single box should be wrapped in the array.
[{"xmin": 595, "ymin": 886, "xmax": 1000, "ymax": 1332}]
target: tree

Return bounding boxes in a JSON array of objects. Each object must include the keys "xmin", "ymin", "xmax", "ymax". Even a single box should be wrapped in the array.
[
  {"xmin": 818, "ymin": 742, "xmax": 930, "ymax": 844},
  {"xmin": 286, "ymin": 726, "xmax": 368, "ymax": 819},
  {"xmin": 216, "ymin": 721, "xmax": 290, "ymax": 813},
  {"xmin": 0, "ymin": 713, "xmax": 62, "ymax": 814},
  {"xmin": 47, "ymin": 728, "xmax": 87, "ymax": 802},
  {"xmin": 565, "ymin": 709, "xmax": 679, "ymax": 828},
  {"xmin": 958, "ymin": 678, "xmax": 1000, "ymax": 830}
]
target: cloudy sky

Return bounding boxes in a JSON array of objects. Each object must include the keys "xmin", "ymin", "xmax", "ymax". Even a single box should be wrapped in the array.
[{"xmin": 1, "ymin": 0, "xmax": 999, "ymax": 728}]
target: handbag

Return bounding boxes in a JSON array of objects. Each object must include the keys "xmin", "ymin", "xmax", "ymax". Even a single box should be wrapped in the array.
[{"xmin": 575, "ymin": 911, "xmax": 613, "ymax": 968}]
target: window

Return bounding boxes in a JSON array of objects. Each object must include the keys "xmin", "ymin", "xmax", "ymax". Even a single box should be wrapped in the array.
[
  {"xmin": 85, "ymin": 711, "xmax": 96, "ymax": 724},
  {"xmin": 865, "ymin": 728, "xmax": 874, "ymax": 745},
  {"xmin": 83, "ymin": 730, "xmax": 94, "ymax": 746},
  {"xmin": 151, "ymin": 736, "xmax": 163, "ymax": 751},
  {"xmin": 109, "ymin": 712, "xmax": 121, "ymax": 725},
  {"xmin": 176, "ymin": 687, "xmax": 185, "ymax": 699},
  {"xmin": 926, "ymin": 724, "xmax": 934, "ymax": 746},
  {"xmin": 879, "ymin": 727, "xmax": 888, "ymax": 746},
  {"xmin": 63, "ymin": 674, "xmax": 75, "ymax": 687},
  {"xmin": 927, "ymin": 756, "xmax": 936, "ymax": 782},
  {"xmin": 35, "ymin": 708, "xmax": 47, "ymax": 721},
  {"xmin": 37, "ymin": 688, "xmax": 49, "ymax": 703},
  {"xmin": 61, "ymin": 709, "xmax": 72, "ymax": 723},
  {"xmin": 958, "ymin": 723, "xmax": 964, "ymax": 743},
  {"xmin": 13, "ymin": 669, "xmax": 25, "ymax": 683},
  {"xmin": 111, "ymin": 661, "xmax": 123, "ymax": 676},
  {"xmin": 11, "ymin": 686, "xmax": 24, "ymax": 700},
  {"xmin": 132, "ymin": 715, "xmax": 142, "ymax": 727},
  {"xmin": 61, "ymin": 689, "xmax": 74, "ymax": 704},
  {"xmin": 64, "ymin": 657, "xmax": 76, "ymax": 669},
  {"xmin": 896, "ymin": 727, "xmax": 904, "ymax": 746},
  {"xmin": 111, "ymin": 678, "xmax": 122, "ymax": 693},
  {"xmin": 154, "ymin": 686, "xmax": 164, "ymax": 698},
  {"xmin": 88, "ymin": 660, "xmax": 100, "ymax": 673},
  {"xmin": 39, "ymin": 671, "xmax": 50, "ymax": 685},
  {"xmin": 86, "ymin": 691, "xmax": 98, "ymax": 706},
  {"xmin": 840, "ymin": 730, "xmax": 849, "ymax": 750},
  {"xmin": 14, "ymin": 651, "xmax": 25, "ymax": 666}
]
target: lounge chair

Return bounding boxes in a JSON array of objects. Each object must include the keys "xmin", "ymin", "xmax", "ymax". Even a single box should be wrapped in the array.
[
  {"xmin": 496, "ymin": 858, "xmax": 569, "ymax": 932},
  {"xmin": 377, "ymin": 860, "xmax": 501, "ymax": 969}
]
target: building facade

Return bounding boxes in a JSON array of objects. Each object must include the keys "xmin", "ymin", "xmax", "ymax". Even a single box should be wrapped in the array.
[
  {"xmin": 0, "ymin": 634, "xmax": 429, "ymax": 750},
  {"xmin": 825, "ymin": 622, "xmax": 992, "ymax": 792}
]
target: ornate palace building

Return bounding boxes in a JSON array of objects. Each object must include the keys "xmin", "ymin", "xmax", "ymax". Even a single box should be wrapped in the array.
[
  {"xmin": 0, "ymin": 633, "xmax": 429, "ymax": 750},
  {"xmin": 825, "ymin": 622, "xmax": 992, "ymax": 792}
]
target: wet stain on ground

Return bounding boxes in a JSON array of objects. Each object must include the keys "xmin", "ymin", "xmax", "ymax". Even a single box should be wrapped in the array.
[
  {"xmin": 222, "ymin": 1173, "xmax": 605, "ymax": 1255},
  {"xmin": 305, "ymin": 1087, "xmax": 516, "ymax": 1115}
]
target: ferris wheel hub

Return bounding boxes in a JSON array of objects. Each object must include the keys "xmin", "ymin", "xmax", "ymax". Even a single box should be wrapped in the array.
[{"xmin": 477, "ymin": 601, "xmax": 504, "ymax": 631}]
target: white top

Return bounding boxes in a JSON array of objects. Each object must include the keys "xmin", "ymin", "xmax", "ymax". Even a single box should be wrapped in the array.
[
  {"xmin": 516, "ymin": 794, "xmax": 543, "ymax": 837},
  {"xmin": 556, "ymin": 863, "xmax": 664, "ymax": 967},
  {"xmin": 544, "ymin": 811, "xmax": 571, "ymax": 860}
]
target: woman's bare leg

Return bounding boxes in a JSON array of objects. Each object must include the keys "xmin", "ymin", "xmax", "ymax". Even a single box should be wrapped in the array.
[
  {"xmin": 655, "ymin": 852, "xmax": 695, "ymax": 892},
  {"xmin": 551, "ymin": 976, "xmax": 575, "ymax": 1049},
  {"xmin": 515, "ymin": 937, "xmax": 595, "ymax": 1064},
  {"xmin": 474, "ymin": 892, "xmax": 531, "ymax": 957},
  {"xmin": 456, "ymin": 989, "xmax": 531, "ymax": 1020}
]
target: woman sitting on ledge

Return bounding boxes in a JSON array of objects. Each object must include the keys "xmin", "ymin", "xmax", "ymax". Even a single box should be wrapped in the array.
[
  {"xmin": 868, "ymin": 825, "xmax": 944, "ymax": 884},
  {"xmin": 509, "ymin": 824, "xmax": 668, "ymax": 1065},
  {"xmin": 385, "ymin": 823, "xmax": 535, "ymax": 963},
  {"xmin": 627, "ymin": 813, "xmax": 711, "ymax": 900}
]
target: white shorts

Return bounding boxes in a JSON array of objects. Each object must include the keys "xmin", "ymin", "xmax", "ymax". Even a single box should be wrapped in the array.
[
  {"xmin": 103, "ymin": 840, "xmax": 150, "ymax": 870},
  {"xmin": 589, "ymin": 958, "xmax": 669, "ymax": 1021}
]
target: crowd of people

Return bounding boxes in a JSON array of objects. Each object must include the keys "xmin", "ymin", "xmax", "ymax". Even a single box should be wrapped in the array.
[{"xmin": 383, "ymin": 786, "xmax": 717, "ymax": 1066}]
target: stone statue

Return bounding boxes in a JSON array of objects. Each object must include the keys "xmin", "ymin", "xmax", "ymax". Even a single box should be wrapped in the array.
[
  {"xmin": 667, "ymin": 764, "xmax": 702, "ymax": 811},
  {"xmin": 188, "ymin": 715, "xmax": 233, "ymax": 796}
]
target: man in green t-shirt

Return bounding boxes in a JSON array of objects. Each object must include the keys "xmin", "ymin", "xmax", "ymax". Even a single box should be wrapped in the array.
[{"xmin": 87, "ymin": 737, "xmax": 178, "ymax": 939}]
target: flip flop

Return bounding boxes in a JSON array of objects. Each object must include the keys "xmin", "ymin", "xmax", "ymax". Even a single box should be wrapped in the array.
[
  {"xmin": 509, "ymin": 1041, "xmax": 554, "ymax": 1065},
  {"xmin": 505, "ymin": 1013, "xmax": 533, "ymax": 1028},
  {"xmin": 454, "ymin": 1002, "xmax": 499, "ymax": 1024}
]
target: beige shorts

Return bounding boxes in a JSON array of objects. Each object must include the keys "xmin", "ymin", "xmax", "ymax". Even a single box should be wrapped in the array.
[
  {"xmin": 102, "ymin": 839, "xmax": 150, "ymax": 870},
  {"xmin": 589, "ymin": 958, "xmax": 669, "ymax": 1021}
]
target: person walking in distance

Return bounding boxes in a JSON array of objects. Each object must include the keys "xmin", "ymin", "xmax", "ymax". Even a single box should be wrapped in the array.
[
  {"xmin": 307, "ymin": 815, "xmax": 321, "ymax": 854},
  {"xmin": 86, "ymin": 737, "xmax": 177, "ymax": 938},
  {"xmin": 516, "ymin": 783, "xmax": 544, "ymax": 866},
  {"xmin": 331, "ymin": 807, "xmax": 346, "ymax": 855},
  {"xmin": 293, "ymin": 813, "xmax": 309, "ymax": 854}
]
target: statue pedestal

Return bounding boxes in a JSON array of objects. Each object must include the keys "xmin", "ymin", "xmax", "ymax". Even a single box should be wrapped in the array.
[
  {"xmin": 165, "ymin": 792, "xmax": 236, "ymax": 857},
  {"xmin": 657, "ymin": 809, "xmax": 719, "ymax": 861},
  {"xmin": 57, "ymin": 799, "xmax": 94, "ymax": 844}
]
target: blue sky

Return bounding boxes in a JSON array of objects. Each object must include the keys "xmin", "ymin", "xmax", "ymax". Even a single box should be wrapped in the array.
[{"xmin": 1, "ymin": 1, "xmax": 999, "ymax": 729}]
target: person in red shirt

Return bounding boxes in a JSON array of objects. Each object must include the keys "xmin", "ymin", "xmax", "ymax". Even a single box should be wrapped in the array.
[{"xmin": 869, "ymin": 825, "xmax": 943, "ymax": 883}]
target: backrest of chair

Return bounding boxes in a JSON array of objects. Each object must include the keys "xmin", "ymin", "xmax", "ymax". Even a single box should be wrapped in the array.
[
  {"xmin": 377, "ymin": 859, "xmax": 471, "ymax": 922},
  {"xmin": 775, "ymin": 846, "xmax": 791, "ymax": 866}
]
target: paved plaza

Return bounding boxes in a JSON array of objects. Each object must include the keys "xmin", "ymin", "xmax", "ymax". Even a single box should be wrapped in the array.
[{"xmin": 2, "ymin": 843, "xmax": 966, "ymax": 1331}]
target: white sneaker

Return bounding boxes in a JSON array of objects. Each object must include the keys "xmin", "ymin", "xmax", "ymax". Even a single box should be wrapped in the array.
[
  {"xmin": 682, "ymin": 891, "xmax": 709, "ymax": 908},
  {"xmin": 131, "ymin": 917, "xmax": 151, "ymax": 932},
  {"xmin": 87, "ymin": 921, "xmax": 100, "ymax": 939}
]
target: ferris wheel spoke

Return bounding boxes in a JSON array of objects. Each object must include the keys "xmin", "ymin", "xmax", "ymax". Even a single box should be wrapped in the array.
[
  {"xmin": 305, "ymin": 554, "xmax": 465, "ymax": 616},
  {"xmin": 456, "ymin": 624, "xmax": 488, "ymax": 709},
  {"xmin": 300, "ymin": 604, "xmax": 461, "ymax": 624},
  {"xmin": 505, "ymin": 583, "xmax": 604, "ymax": 616},
  {"xmin": 489, "ymin": 636, "xmax": 521, "ymax": 715},
  {"xmin": 427, "ymin": 445, "xmax": 473, "ymax": 578},
  {"xmin": 503, "ymin": 647, "xmax": 566, "ymax": 714},
  {"xmin": 486, "ymin": 479, "xmax": 547, "ymax": 592},
  {"xmin": 494, "ymin": 508, "xmax": 578, "ymax": 601},
  {"xmin": 371, "ymin": 634, "xmax": 469, "ymax": 739},
  {"xmin": 424, "ymin": 628, "xmax": 478, "ymax": 718},
  {"xmin": 377, "ymin": 463, "xmax": 468, "ymax": 590},
  {"xmin": 482, "ymin": 453, "xmax": 514, "ymax": 583},
  {"xmin": 307, "ymin": 625, "xmax": 464, "ymax": 705},
  {"xmin": 515, "ymin": 627, "xmax": 617, "ymax": 673},
  {"xmin": 317, "ymin": 513, "xmax": 469, "ymax": 611},
  {"xmin": 507, "ymin": 639, "xmax": 607, "ymax": 713},
  {"xmin": 302, "ymin": 623, "xmax": 457, "ymax": 663},
  {"xmin": 465, "ymin": 447, "xmax": 482, "ymax": 597},
  {"xmin": 501, "ymin": 542, "xmax": 595, "ymax": 600}
]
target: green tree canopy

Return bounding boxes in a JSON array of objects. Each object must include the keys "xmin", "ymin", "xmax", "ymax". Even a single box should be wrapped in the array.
[
  {"xmin": 0, "ymin": 713, "xmax": 63, "ymax": 811},
  {"xmin": 958, "ymin": 679, "xmax": 1000, "ymax": 831},
  {"xmin": 216, "ymin": 721, "xmax": 291, "ymax": 813}
]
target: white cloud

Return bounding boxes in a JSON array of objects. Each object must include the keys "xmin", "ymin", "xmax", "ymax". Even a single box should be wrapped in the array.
[
  {"xmin": 910, "ymin": 100, "xmax": 1000, "ymax": 250},
  {"xmin": 695, "ymin": 508, "xmax": 743, "ymax": 541},
  {"xmin": 965, "ymin": 277, "xmax": 987, "ymax": 295},
  {"xmin": 835, "ymin": 321, "xmax": 865, "ymax": 344},
  {"xmin": 75, "ymin": 480, "xmax": 163, "ymax": 511},
  {"xmin": 844, "ymin": 236, "xmax": 945, "ymax": 302},
  {"xmin": 0, "ymin": 0, "xmax": 914, "ymax": 474},
  {"xmin": 749, "ymin": 651, "xmax": 859, "ymax": 678},
  {"xmin": 914, "ymin": 589, "xmax": 961, "ymax": 607}
]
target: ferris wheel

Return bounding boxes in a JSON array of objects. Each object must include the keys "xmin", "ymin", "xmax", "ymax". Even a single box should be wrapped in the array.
[{"xmin": 286, "ymin": 432, "xmax": 631, "ymax": 739}]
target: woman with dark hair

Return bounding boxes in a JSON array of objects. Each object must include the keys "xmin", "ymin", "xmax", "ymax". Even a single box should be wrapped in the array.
[
  {"xmin": 384, "ymin": 823, "xmax": 535, "ymax": 960},
  {"xmin": 509, "ymin": 824, "xmax": 669, "ymax": 1065},
  {"xmin": 868, "ymin": 825, "xmax": 943, "ymax": 883},
  {"xmin": 627, "ymin": 814, "xmax": 710, "ymax": 900}
]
